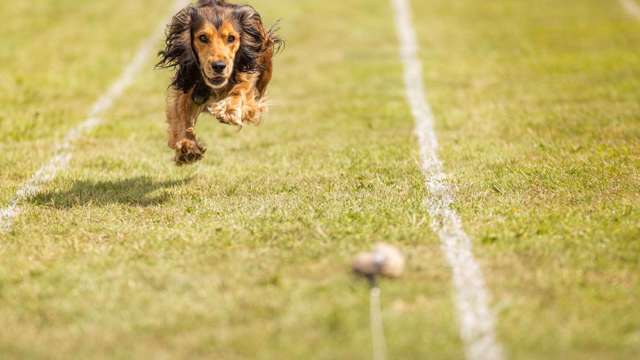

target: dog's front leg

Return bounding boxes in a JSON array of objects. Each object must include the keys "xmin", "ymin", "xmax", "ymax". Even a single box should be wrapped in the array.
[
  {"xmin": 211, "ymin": 72, "xmax": 263, "ymax": 126},
  {"xmin": 167, "ymin": 88, "xmax": 207, "ymax": 165}
]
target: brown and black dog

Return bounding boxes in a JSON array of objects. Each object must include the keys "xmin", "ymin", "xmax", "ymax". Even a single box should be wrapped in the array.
[{"xmin": 157, "ymin": 0, "xmax": 282, "ymax": 165}]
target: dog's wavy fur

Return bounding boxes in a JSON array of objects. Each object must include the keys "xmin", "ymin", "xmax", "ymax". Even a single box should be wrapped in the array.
[{"xmin": 157, "ymin": 0, "xmax": 282, "ymax": 165}]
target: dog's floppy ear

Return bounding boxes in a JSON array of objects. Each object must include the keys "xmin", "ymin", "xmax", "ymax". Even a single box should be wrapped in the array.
[
  {"xmin": 157, "ymin": 5, "xmax": 204, "ymax": 93},
  {"xmin": 233, "ymin": 5, "xmax": 267, "ymax": 73}
]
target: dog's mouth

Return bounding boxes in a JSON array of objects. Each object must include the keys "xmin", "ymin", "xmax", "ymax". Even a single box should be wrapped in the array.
[{"xmin": 204, "ymin": 75, "xmax": 229, "ymax": 88}]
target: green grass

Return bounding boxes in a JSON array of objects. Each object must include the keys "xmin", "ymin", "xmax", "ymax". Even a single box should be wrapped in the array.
[
  {"xmin": 1, "ymin": 0, "xmax": 639, "ymax": 359},
  {"xmin": 412, "ymin": 0, "xmax": 640, "ymax": 358},
  {"xmin": 0, "ymin": 0, "xmax": 174, "ymax": 205}
]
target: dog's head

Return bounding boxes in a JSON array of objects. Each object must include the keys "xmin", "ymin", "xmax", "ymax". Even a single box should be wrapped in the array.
[{"xmin": 157, "ymin": 0, "xmax": 268, "ymax": 93}]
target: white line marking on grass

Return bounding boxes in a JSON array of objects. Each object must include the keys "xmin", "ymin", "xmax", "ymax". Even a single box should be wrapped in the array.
[
  {"xmin": 0, "ymin": 0, "xmax": 186, "ymax": 233},
  {"xmin": 621, "ymin": 0, "xmax": 640, "ymax": 19},
  {"xmin": 390, "ymin": 0, "xmax": 505, "ymax": 359}
]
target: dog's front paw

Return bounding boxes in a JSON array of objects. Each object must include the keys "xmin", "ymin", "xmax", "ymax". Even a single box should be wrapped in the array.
[
  {"xmin": 174, "ymin": 139, "xmax": 206, "ymax": 166},
  {"xmin": 210, "ymin": 96, "xmax": 243, "ymax": 127},
  {"xmin": 243, "ymin": 97, "xmax": 269, "ymax": 125}
]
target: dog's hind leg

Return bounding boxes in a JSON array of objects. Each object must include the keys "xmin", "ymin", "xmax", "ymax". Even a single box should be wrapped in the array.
[{"xmin": 167, "ymin": 88, "xmax": 207, "ymax": 165}]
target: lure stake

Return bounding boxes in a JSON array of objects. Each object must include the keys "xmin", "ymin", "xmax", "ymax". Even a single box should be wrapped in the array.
[{"xmin": 352, "ymin": 243, "xmax": 405, "ymax": 360}]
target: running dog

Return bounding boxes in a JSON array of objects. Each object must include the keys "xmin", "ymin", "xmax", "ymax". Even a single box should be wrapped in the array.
[{"xmin": 157, "ymin": 0, "xmax": 282, "ymax": 165}]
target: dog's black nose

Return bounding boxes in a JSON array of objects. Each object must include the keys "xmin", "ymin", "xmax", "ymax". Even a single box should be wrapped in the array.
[{"xmin": 212, "ymin": 62, "xmax": 226, "ymax": 73}]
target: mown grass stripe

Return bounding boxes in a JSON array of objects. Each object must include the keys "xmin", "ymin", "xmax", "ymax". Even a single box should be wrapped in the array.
[
  {"xmin": 0, "ymin": 0, "xmax": 186, "ymax": 233},
  {"xmin": 390, "ymin": 0, "xmax": 505, "ymax": 359}
]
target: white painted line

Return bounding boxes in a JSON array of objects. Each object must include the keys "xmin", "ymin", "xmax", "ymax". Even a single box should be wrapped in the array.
[
  {"xmin": 0, "ymin": 0, "xmax": 186, "ymax": 233},
  {"xmin": 621, "ymin": 0, "xmax": 640, "ymax": 19},
  {"xmin": 390, "ymin": 0, "xmax": 505, "ymax": 359}
]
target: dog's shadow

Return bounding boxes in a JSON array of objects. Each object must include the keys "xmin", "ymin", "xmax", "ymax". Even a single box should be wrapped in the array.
[{"xmin": 31, "ymin": 176, "xmax": 192, "ymax": 208}]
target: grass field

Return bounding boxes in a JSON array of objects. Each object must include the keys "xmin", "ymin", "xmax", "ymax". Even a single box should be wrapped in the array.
[{"xmin": 0, "ymin": 0, "xmax": 638, "ymax": 359}]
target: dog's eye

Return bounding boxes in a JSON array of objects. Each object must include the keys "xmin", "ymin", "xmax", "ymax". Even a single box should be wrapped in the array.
[
  {"xmin": 199, "ymin": 35, "xmax": 209, "ymax": 43},
  {"xmin": 227, "ymin": 35, "xmax": 236, "ymax": 43}
]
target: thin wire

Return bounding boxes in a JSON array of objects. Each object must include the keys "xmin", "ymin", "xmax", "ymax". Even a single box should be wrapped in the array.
[{"xmin": 370, "ymin": 286, "xmax": 387, "ymax": 360}]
